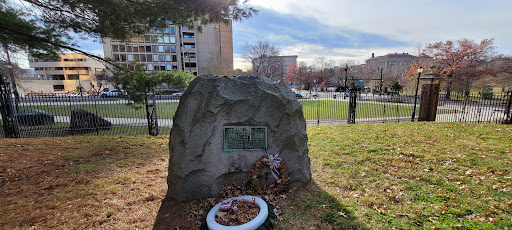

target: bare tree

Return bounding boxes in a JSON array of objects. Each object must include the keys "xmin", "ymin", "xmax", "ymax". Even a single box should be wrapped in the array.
[
  {"xmin": 241, "ymin": 41, "xmax": 282, "ymax": 80},
  {"xmin": 412, "ymin": 42, "xmax": 423, "ymax": 57},
  {"xmin": 311, "ymin": 56, "xmax": 335, "ymax": 89}
]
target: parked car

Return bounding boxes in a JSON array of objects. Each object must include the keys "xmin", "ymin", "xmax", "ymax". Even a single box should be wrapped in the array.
[
  {"xmin": 170, "ymin": 91, "xmax": 184, "ymax": 98},
  {"xmin": 312, "ymin": 92, "xmax": 319, "ymax": 98},
  {"xmin": 100, "ymin": 89, "xmax": 123, "ymax": 97},
  {"xmin": 295, "ymin": 93, "xmax": 304, "ymax": 99}
]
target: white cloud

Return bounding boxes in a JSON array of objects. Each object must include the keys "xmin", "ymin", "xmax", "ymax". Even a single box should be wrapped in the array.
[
  {"xmin": 234, "ymin": 41, "xmax": 417, "ymax": 69},
  {"xmin": 247, "ymin": 0, "xmax": 512, "ymax": 55},
  {"xmin": 280, "ymin": 43, "xmax": 415, "ymax": 66},
  {"xmin": 233, "ymin": 54, "xmax": 252, "ymax": 70}
]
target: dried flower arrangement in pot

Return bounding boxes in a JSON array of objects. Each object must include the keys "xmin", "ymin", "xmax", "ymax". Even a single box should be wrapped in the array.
[{"xmin": 206, "ymin": 196, "xmax": 268, "ymax": 230}]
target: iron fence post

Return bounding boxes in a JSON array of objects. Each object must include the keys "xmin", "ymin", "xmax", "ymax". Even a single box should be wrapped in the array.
[
  {"xmin": 348, "ymin": 83, "xmax": 357, "ymax": 124},
  {"xmin": 0, "ymin": 70, "xmax": 20, "ymax": 138},
  {"xmin": 145, "ymin": 94, "xmax": 159, "ymax": 136},
  {"xmin": 505, "ymin": 91, "xmax": 512, "ymax": 124}
]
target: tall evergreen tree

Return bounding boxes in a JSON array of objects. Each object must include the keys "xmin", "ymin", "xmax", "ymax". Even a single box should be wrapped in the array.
[{"xmin": 0, "ymin": 0, "xmax": 256, "ymax": 60}]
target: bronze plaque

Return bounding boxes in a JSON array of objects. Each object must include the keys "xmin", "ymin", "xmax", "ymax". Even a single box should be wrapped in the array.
[{"xmin": 223, "ymin": 126, "xmax": 267, "ymax": 151}]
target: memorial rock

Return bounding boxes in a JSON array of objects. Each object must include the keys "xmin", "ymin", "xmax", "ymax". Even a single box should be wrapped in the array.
[
  {"xmin": 70, "ymin": 109, "xmax": 112, "ymax": 133},
  {"xmin": 17, "ymin": 110, "xmax": 54, "ymax": 126},
  {"xmin": 168, "ymin": 75, "xmax": 311, "ymax": 202}
]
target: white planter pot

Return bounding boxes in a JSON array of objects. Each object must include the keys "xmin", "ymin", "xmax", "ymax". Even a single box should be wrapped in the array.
[{"xmin": 206, "ymin": 196, "xmax": 268, "ymax": 230}]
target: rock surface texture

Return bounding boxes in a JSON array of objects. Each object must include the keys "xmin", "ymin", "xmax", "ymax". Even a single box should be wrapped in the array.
[
  {"xmin": 168, "ymin": 75, "xmax": 311, "ymax": 202},
  {"xmin": 17, "ymin": 110, "xmax": 54, "ymax": 126},
  {"xmin": 70, "ymin": 109, "xmax": 112, "ymax": 133}
]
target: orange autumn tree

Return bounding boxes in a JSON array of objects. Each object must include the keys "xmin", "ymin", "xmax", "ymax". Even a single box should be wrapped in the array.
[
  {"xmin": 284, "ymin": 62, "xmax": 298, "ymax": 84},
  {"xmin": 412, "ymin": 38, "xmax": 497, "ymax": 98}
]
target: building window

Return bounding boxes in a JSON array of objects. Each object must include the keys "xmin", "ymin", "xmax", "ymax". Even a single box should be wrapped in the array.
[
  {"xmin": 170, "ymin": 36, "xmax": 175, "ymax": 43},
  {"xmin": 170, "ymin": 27, "xmax": 175, "ymax": 34},
  {"xmin": 49, "ymin": 75, "xmax": 65, "ymax": 80},
  {"xmin": 171, "ymin": 46, "xmax": 176, "ymax": 53},
  {"xmin": 119, "ymin": 45, "xmax": 125, "ymax": 52},
  {"xmin": 67, "ymin": 74, "xmax": 79, "ymax": 80},
  {"xmin": 153, "ymin": 55, "xmax": 158, "ymax": 62},
  {"xmin": 63, "ymin": 58, "xmax": 85, "ymax": 62},
  {"xmin": 53, "ymin": 85, "xmax": 65, "ymax": 91},
  {"xmin": 126, "ymin": 45, "xmax": 132, "ymax": 52},
  {"xmin": 183, "ymin": 32, "xmax": 194, "ymax": 38},
  {"xmin": 139, "ymin": 45, "xmax": 145, "ymax": 52},
  {"xmin": 185, "ymin": 53, "xmax": 196, "ymax": 58},
  {"xmin": 166, "ymin": 64, "xmax": 171, "ymax": 70},
  {"xmin": 55, "ymin": 67, "xmax": 64, "ymax": 70},
  {"xmin": 132, "ymin": 45, "xmax": 138, "ymax": 52},
  {"xmin": 158, "ymin": 46, "xmax": 164, "ymax": 53},
  {"xmin": 140, "ymin": 54, "xmax": 146, "ymax": 62},
  {"xmin": 172, "ymin": 55, "xmax": 177, "ymax": 62},
  {"xmin": 159, "ymin": 55, "xmax": 165, "ymax": 62},
  {"xmin": 144, "ymin": 35, "xmax": 151, "ymax": 43},
  {"xmin": 146, "ymin": 54, "xmax": 153, "ymax": 62},
  {"xmin": 184, "ymin": 44, "xmax": 195, "ymax": 48},
  {"xmin": 146, "ymin": 46, "xmax": 152, "ymax": 52},
  {"xmin": 157, "ymin": 36, "xmax": 164, "ymax": 43},
  {"xmin": 152, "ymin": 45, "xmax": 158, "ymax": 52},
  {"xmin": 165, "ymin": 55, "xmax": 171, "ymax": 61},
  {"xmin": 112, "ymin": 45, "xmax": 119, "ymax": 52},
  {"xmin": 127, "ymin": 54, "xmax": 133, "ymax": 62},
  {"xmin": 147, "ymin": 64, "xmax": 153, "ymax": 70},
  {"xmin": 120, "ymin": 54, "xmax": 127, "ymax": 62},
  {"xmin": 164, "ymin": 45, "xmax": 170, "ymax": 53},
  {"xmin": 172, "ymin": 64, "xmax": 177, "ymax": 69},
  {"xmin": 164, "ymin": 36, "xmax": 169, "ymax": 43}
]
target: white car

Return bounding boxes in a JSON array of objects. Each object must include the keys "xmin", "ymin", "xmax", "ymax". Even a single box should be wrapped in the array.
[
  {"xmin": 100, "ymin": 89, "xmax": 122, "ymax": 97},
  {"xmin": 171, "ymin": 91, "xmax": 184, "ymax": 98}
]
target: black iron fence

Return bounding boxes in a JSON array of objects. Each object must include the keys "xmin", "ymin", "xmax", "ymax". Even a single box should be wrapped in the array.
[
  {"xmin": 436, "ymin": 91, "xmax": 512, "ymax": 124},
  {"xmin": 0, "ymin": 94, "xmax": 179, "ymax": 138},
  {"xmin": 1, "ymin": 90, "xmax": 511, "ymax": 138}
]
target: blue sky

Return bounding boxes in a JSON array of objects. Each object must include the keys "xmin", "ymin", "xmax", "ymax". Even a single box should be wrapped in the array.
[
  {"xmin": 232, "ymin": 0, "xmax": 512, "ymax": 69},
  {"xmin": 39, "ymin": 0, "xmax": 512, "ymax": 70}
]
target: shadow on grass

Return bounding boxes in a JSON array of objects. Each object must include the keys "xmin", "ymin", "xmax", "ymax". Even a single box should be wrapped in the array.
[{"xmin": 152, "ymin": 181, "xmax": 368, "ymax": 230}]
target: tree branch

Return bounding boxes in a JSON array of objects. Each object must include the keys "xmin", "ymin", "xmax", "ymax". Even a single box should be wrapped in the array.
[{"xmin": 0, "ymin": 24, "xmax": 120, "ymax": 69}]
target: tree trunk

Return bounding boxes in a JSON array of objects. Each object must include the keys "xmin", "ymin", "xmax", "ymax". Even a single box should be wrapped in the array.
[{"xmin": 445, "ymin": 74, "xmax": 452, "ymax": 100}]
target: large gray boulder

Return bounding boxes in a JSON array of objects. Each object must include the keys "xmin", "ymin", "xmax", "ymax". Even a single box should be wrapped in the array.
[
  {"xmin": 70, "ymin": 109, "xmax": 112, "ymax": 134},
  {"xmin": 167, "ymin": 75, "xmax": 311, "ymax": 202},
  {"xmin": 17, "ymin": 110, "xmax": 54, "ymax": 126}
]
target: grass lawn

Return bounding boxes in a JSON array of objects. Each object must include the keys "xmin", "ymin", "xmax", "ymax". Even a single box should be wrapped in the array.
[
  {"xmin": 19, "ymin": 99, "xmax": 452, "ymax": 121},
  {"xmin": 1, "ymin": 123, "xmax": 510, "ymax": 229},
  {"xmin": 16, "ymin": 122, "xmax": 172, "ymax": 138},
  {"xmin": 19, "ymin": 101, "xmax": 180, "ymax": 119}
]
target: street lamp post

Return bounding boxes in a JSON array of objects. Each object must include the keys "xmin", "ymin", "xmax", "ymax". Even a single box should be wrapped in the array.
[
  {"xmin": 344, "ymin": 64, "xmax": 348, "ymax": 91},
  {"xmin": 379, "ymin": 67, "xmax": 383, "ymax": 96},
  {"xmin": 411, "ymin": 67, "xmax": 424, "ymax": 122}
]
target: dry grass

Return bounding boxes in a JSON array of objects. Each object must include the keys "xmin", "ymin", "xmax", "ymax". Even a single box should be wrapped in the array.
[
  {"xmin": 278, "ymin": 122, "xmax": 512, "ymax": 229},
  {"xmin": 0, "ymin": 136, "xmax": 170, "ymax": 229},
  {"xmin": 1, "ymin": 123, "xmax": 511, "ymax": 229}
]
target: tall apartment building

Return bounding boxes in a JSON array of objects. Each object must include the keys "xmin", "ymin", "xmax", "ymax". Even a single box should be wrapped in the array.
[
  {"xmin": 102, "ymin": 22, "xmax": 233, "ymax": 76},
  {"xmin": 26, "ymin": 53, "xmax": 107, "ymax": 94}
]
